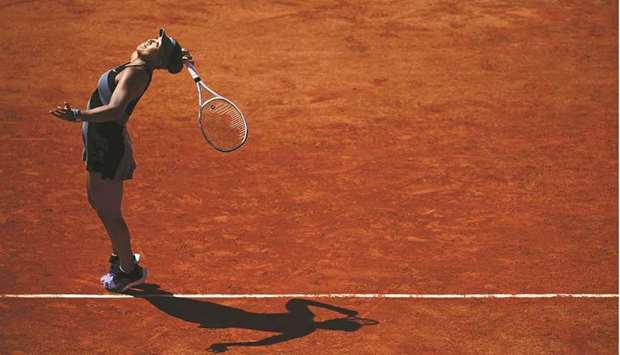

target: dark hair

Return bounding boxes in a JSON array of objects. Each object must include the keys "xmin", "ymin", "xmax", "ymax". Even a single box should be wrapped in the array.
[
  {"xmin": 159, "ymin": 28, "xmax": 184, "ymax": 74},
  {"xmin": 166, "ymin": 42, "xmax": 183, "ymax": 74}
]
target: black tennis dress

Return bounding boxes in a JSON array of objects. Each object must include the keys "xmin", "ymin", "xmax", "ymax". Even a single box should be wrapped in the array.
[{"xmin": 81, "ymin": 62, "xmax": 152, "ymax": 180}]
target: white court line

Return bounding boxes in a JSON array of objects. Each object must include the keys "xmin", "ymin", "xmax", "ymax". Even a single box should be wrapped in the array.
[{"xmin": 0, "ymin": 293, "xmax": 618, "ymax": 299}]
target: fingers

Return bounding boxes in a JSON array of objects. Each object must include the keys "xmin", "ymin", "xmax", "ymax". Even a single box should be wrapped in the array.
[
  {"xmin": 50, "ymin": 109, "xmax": 67, "ymax": 117},
  {"xmin": 51, "ymin": 108, "xmax": 68, "ymax": 116},
  {"xmin": 51, "ymin": 103, "xmax": 71, "ymax": 110},
  {"xmin": 49, "ymin": 107, "xmax": 72, "ymax": 121},
  {"xmin": 50, "ymin": 111, "xmax": 66, "ymax": 119},
  {"xmin": 181, "ymin": 48, "xmax": 194, "ymax": 64}
]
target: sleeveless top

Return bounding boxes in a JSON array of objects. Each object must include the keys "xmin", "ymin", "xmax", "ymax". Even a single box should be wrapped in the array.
[{"xmin": 81, "ymin": 62, "xmax": 152, "ymax": 178}]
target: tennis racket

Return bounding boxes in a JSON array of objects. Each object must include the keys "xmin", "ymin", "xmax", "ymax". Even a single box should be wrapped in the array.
[{"xmin": 184, "ymin": 61, "xmax": 248, "ymax": 152}]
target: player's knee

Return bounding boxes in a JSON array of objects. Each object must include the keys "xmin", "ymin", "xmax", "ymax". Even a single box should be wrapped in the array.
[
  {"xmin": 97, "ymin": 207, "xmax": 123, "ymax": 222},
  {"xmin": 95, "ymin": 206, "xmax": 123, "ymax": 223}
]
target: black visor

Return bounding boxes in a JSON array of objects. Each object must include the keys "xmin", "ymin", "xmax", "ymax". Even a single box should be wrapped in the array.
[{"xmin": 159, "ymin": 28, "xmax": 183, "ymax": 74}]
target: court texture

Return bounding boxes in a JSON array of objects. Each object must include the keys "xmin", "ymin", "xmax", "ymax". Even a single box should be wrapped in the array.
[{"xmin": 0, "ymin": 1, "xmax": 617, "ymax": 354}]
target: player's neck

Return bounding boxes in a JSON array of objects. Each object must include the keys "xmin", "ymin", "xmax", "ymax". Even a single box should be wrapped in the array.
[
  {"xmin": 129, "ymin": 57, "xmax": 154, "ymax": 72},
  {"xmin": 129, "ymin": 52, "xmax": 156, "ymax": 71}
]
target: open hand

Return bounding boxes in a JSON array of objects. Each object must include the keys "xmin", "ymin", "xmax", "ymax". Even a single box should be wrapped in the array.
[{"xmin": 49, "ymin": 102, "xmax": 78, "ymax": 122}]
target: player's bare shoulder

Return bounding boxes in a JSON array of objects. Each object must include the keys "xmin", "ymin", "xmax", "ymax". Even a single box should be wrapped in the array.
[{"xmin": 117, "ymin": 66, "xmax": 150, "ymax": 98}]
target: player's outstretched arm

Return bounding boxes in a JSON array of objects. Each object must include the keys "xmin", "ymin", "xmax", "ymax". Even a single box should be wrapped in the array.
[{"xmin": 49, "ymin": 68, "xmax": 148, "ymax": 124}]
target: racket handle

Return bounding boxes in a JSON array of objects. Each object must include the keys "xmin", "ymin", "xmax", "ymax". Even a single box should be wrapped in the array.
[{"xmin": 184, "ymin": 62, "xmax": 201, "ymax": 82}]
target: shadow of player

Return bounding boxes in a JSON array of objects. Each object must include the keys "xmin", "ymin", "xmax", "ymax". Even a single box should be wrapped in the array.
[{"xmin": 125, "ymin": 283, "xmax": 379, "ymax": 353}]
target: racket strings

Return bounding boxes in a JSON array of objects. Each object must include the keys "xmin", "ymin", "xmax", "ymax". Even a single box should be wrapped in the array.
[
  {"xmin": 211, "ymin": 105, "xmax": 246, "ymax": 138},
  {"xmin": 201, "ymin": 98, "xmax": 247, "ymax": 151}
]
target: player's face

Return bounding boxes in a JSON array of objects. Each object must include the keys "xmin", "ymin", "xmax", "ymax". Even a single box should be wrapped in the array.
[
  {"xmin": 137, "ymin": 37, "xmax": 161, "ymax": 54},
  {"xmin": 132, "ymin": 37, "xmax": 165, "ymax": 66}
]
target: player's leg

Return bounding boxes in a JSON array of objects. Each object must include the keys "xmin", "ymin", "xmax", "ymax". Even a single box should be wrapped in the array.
[
  {"xmin": 88, "ymin": 171, "xmax": 135, "ymax": 273},
  {"xmin": 87, "ymin": 173, "xmax": 119, "ymax": 256}
]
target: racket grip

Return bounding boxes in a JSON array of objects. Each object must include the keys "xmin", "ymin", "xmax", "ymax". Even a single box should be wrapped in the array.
[{"xmin": 184, "ymin": 62, "xmax": 201, "ymax": 82}]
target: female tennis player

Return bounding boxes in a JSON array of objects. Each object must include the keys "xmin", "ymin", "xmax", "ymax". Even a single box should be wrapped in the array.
[{"xmin": 49, "ymin": 28, "xmax": 191, "ymax": 292}]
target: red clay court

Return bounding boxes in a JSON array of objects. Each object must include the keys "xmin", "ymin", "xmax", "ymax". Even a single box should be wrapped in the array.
[{"xmin": 0, "ymin": 1, "xmax": 618, "ymax": 354}]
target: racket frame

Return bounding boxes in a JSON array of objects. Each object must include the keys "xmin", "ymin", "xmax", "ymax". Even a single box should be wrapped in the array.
[{"xmin": 184, "ymin": 62, "xmax": 248, "ymax": 152}]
